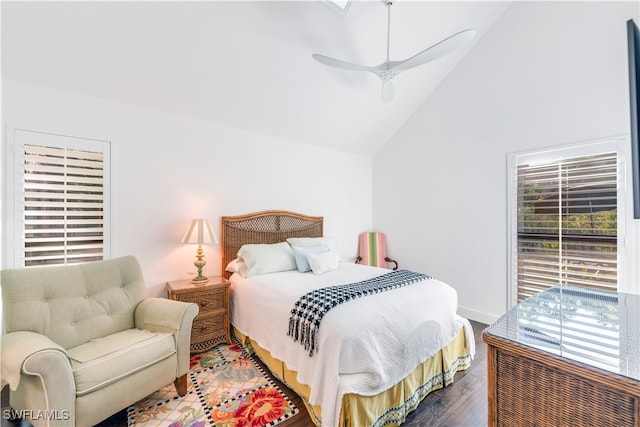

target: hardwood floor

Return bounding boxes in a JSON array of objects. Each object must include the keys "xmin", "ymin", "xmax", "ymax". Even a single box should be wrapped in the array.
[
  {"xmin": 2, "ymin": 320, "xmax": 489, "ymax": 427},
  {"xmin": 402, "ymin": 320, "xmax": 488, "ymax": 427}
]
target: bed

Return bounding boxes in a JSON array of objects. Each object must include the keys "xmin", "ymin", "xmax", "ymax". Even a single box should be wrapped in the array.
[{"xmin": 221, "ymin": 210, "xmax": 475, "ymax": 427}]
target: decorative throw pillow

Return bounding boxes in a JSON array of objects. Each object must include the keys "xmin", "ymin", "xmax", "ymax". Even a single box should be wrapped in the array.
[
  {"xmin": 306, "ymin": 250, "xmax": 339, "ymax": 275},
  {"xmin": 292, "ymin": 244, "xmax": 330, "ymax": 273}
]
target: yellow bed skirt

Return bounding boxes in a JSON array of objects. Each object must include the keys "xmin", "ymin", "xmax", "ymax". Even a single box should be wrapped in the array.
[{"xmin": 233, "ymin": 326, "xmax": 472, "ymax": 427}]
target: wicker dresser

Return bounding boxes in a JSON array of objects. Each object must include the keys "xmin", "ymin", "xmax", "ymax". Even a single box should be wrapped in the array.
[
  {"xmin": 483, "ymin": 286, "xmax": 639, "ymax": 427},
  {"xmin": 166, "ymin": 276, "xmax": 231, "ymax": 352}
]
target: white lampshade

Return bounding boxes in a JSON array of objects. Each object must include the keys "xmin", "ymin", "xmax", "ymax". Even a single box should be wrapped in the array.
[{"xmin": 181, "ymin": 219, "xmax": 218, "ymax": 245}]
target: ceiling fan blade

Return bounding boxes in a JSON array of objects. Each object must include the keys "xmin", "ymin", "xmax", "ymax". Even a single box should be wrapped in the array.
[
  {"xmin": 393, "ymin": 29, "xmax": 476, "ymax": 71},
  {"xmin": 312, "ymin": 54, "xmax": 376, "ymax": 73},
  {"xmin": 381, "ymin": 80, "xmax": 394, "ymax": 102},
  {"xmin": 312, "ymin": 0, "xmax": 475, "ymax": 102}
]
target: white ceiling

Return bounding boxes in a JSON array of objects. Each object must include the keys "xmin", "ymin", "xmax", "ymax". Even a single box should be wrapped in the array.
[{"xmin": 1, "ymin": 1, "xmax": 511, "ymax": 156}]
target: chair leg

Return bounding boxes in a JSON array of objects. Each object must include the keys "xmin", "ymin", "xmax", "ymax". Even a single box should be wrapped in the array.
[{"xmin": 174, "ymin": 374, "xmax": 188, "ymax": 396}]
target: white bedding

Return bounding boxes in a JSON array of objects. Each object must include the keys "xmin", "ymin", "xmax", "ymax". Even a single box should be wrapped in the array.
[{"xmin": 230, "ymin": 262, "xmax": 474, "ymax": 427}]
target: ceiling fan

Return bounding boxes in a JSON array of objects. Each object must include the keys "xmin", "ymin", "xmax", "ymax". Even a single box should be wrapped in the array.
[{"xmin": 312, "ymin": 1, "xmax": 476, "ymax": 102}]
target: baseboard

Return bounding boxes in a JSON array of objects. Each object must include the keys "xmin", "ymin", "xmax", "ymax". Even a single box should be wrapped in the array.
[{"xmin": 457, "ymin": 306, "xmax": 500, "ymax": 326}]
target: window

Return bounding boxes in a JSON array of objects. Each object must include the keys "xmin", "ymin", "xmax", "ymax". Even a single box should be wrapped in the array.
[
  {"xmin": 11, "ymin": 129, "xmax": 110, "ymax": 267},
  {"xmin": 508, "ymin": 139, "xmax": 629, "ymax": 305}
]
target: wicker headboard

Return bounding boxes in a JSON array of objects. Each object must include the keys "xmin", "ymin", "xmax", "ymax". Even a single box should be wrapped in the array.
[{"xmin": 220, "ymin": 210, "xmax": 323, "ymax": 278}]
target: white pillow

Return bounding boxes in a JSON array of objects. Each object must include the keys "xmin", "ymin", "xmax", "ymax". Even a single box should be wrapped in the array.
[
  {"xmin": 225, "ymin": 258, "xmax": 247, "ymax": 277},
  {"xmin": 292, "ymin": 244, "xmax": 329, "ymax": 273},
  {"xmin": 306, "ymin": 250, "xmax": 339, "ymax": 275},
  {"xmin": 287, "ymin": 237, "xmax": 338, "ymax": 254},
  {"xmin": 237, "ymin": 242, "xmax": 297, "ymax": 277}
]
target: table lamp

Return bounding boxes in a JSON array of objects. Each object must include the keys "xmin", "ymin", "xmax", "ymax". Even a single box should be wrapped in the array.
[{"xmin": 181, "ymin": 218, "xmax": 218, "ymax": 285}]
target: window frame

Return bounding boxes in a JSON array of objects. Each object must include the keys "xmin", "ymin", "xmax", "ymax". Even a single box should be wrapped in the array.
[
  {"xmin": 5, "ymin": 127, "xmax": 111, "ymax": 268},
  {"xmin": 507, "ymin": 137, "xmax": 637, "ymax": 307}
]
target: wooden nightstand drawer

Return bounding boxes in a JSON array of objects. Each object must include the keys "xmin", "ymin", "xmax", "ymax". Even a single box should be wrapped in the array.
[
  {"xmin": 193, "ymin": 312, "xmax": 226, "ymax": 340},
  {"xmin": 177, "ymin": 288, "xmax": 225, "ymax": 313},
  {"xmin": 166, "ymin": 276, "xmax": 230, "ymax": 353}
]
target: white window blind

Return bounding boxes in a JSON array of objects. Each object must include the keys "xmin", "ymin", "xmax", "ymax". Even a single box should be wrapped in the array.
[
  {"xmin": 13, "ymin": 130, "xmax": 110, "ymax": 268},
  {"xmin": 515, "ymin": 152, "xmax": 618, "ymax": 302}
]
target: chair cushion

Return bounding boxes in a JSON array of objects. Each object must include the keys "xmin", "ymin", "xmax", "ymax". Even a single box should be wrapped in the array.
[
  {"xmin": 357, "ymin": 232, "xmax": 389, "ymax": 268},
  {"xmin": 1, "ymin": 256, "xmax": 146, "ymax": 350},
  {"xmin": 68, "ymin": 329, "xmax": 175, "ymax": 396}
]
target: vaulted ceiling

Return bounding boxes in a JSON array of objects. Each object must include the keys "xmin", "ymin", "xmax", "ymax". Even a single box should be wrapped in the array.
[{"xmin": 2, "ymin": 1, "xmax": 511, "ymax": 155}]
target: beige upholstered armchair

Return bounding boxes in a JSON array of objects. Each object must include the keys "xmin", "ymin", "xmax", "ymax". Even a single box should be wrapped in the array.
[{"xmin": 1, "ymin": 256, "xmax": 199, "ymax": 427}]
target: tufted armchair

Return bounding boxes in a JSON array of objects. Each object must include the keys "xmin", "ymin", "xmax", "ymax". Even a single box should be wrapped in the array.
[{"xmin": 1, "ymin": 256, "xmax": 199, "ymax": 427}]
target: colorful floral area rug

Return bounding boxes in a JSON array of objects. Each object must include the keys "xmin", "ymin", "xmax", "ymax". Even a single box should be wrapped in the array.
[{"xmin": 127, "ymin": 341, "xmax": 298, "ymax": 427}]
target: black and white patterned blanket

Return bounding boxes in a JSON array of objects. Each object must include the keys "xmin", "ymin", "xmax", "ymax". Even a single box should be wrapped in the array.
[{"xmin": 288, "ymin": 269, "xmax": 431, "ymax": 356}]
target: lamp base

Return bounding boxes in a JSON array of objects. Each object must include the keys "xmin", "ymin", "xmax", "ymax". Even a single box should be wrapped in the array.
[
  {"xmin": 191, "ymin": 244, "xmax": 208, "ymax": 286},
  {"xmin": 191, "ymin": 276, "xmax": 209, "ymax": 286}
]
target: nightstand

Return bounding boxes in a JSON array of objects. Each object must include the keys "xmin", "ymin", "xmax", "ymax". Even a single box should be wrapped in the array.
[{"xmin": 166, "ymin": 276, "xmax": 231, "ymax": 352}]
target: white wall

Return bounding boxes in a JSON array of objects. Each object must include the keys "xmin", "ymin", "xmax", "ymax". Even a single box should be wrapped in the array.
[
  {"xmin": 372, "ymin": 1, "xmax": 640, "ymax": 324},
  {"xmin": 1, "ymin": 80, "xmax": 373, "ymax": 296}
]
